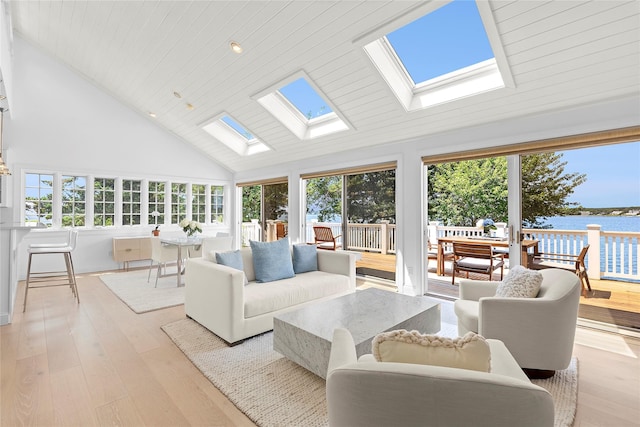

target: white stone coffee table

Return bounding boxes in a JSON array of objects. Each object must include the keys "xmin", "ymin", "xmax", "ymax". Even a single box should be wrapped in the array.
[{"xmin": 273, "ymin": 288, "xmax": 440, "ymax": 379}]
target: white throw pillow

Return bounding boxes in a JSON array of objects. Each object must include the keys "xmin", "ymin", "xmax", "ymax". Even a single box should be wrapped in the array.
[
  {"xmin": 204, "ymin": 250, "xmax": 218, "ymax": 262},
  {"xmin": 372, "ymin": 330, "xmax": 491, "ymax": 372},
  {"xmin": 495, "ymin": 265, "xmax": 543, "ymax": 298}
]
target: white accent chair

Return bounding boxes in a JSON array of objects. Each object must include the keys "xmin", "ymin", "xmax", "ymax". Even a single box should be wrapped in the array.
[
  {"xmin": 326, "ymin": 328, "xmax": 554, "ymax": 427},
  {"xmin": 454, "ymin": 268, "xmax": 581, "ymax": 375},
  {"xmin": 148, "ymin": 237, "xmax": 179, "ymax": 287}
]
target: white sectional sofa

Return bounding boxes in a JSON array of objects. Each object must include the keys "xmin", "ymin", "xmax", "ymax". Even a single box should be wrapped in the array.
[{"xmin": 184, "ymin": 246, "xmax": 357, "ymax": 345}]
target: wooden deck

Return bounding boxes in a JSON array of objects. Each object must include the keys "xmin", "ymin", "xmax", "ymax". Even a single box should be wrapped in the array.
[{"xmin": 355, "ymin": 251, "xmax": 640, "ymax": 330}]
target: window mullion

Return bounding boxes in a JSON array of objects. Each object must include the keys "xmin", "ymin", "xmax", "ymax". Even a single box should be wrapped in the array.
[
  {"xmin": 53, "ymin": 172, "xmax": 62, "ymax": 228},
  {"xmin": 114, "ymin": 177, "xmax": 123, "ymax": 227}
]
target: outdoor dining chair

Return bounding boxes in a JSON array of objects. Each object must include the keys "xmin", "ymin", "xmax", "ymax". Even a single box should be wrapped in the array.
[{"xmin": 451, "ymin": 241, "xmax": 505, "ymax": 284}]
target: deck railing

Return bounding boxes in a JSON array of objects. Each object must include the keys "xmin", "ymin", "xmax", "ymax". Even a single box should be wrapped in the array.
[{"xmin": 251, "ymin": 220, "xmax": 637, "ymax": 281}]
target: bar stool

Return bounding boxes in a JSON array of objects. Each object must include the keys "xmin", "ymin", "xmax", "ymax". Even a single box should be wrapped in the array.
[{"xmin": 23, "ymin": 230, "xmax": 80, "ymax": 312}]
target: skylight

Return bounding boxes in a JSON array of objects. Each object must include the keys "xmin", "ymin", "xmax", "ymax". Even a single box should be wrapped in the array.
[
  {"xmin": 254, "ymin": 72, "xmax": 351, "ymax": 140},
  {"xmin": 386, "ymin": 0, "xmax": 494, "ymax": 85},
  {"xmin": 221, "ymin": 115, "xmax": 254, "ymax": 141},
  {"xmin": 201, "ymin": 114, "xmax": 269, "ymax": 156},
  {"xmin": 279, "ymin": 78, "xmax": 333, "ymax": 120},
  {"xmin": 362, "ymin": 0, "xmax": 514, "ymax": 112}
]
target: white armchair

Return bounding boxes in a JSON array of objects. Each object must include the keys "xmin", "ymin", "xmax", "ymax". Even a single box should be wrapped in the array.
[
  {"xmin": 326, "ymin": 328, "xmax": 554, "ymax": 427},
  {"xmin": 454, "ymin": 268, "xmax": 581, "ymax": 375}
]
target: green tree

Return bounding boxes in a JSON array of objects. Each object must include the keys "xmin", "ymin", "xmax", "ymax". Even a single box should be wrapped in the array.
[
  {"xmin": 521, "ymin": 152, "xmax": 586, "ymax": 228},
  {"xmin": 263, "ymin": 183, "xmax": 288, "ymax": 221},
  {"xmin": 427, "ymin": 153, "xmax": 586, "ymax": 228},
  {"xmin": 428, "ymin": 158, "xmax": 507, "ymax": 226},
  {"xmin": 242, "ymin": 185, "xmax": 261, "ymax": 222},
  {"xmin": 346, "ymin": 170, "xmax": 396, "ymax": 224},
  {"xmin": 306, "ymin": 176, "xmax": 342, "ymax": 222}
]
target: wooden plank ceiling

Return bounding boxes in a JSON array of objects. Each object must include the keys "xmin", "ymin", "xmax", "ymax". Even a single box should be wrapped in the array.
[{"xmin": 10, "ymin": 1, "xmax": 640, "ymax": 172}]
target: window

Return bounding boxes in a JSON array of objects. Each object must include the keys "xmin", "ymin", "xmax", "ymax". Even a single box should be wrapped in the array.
[
  {"xmin": 386, "ymin": 1, "xmax": 494, "ymax": 85},
  {"xmin": 148, "ymin": 181, "xmax": 166, "ymax": 225},
  {"xmin": 171, "ymin": 182, "xmax": 187, "ymax": 224},
  {"xmin": 122, "ymin": 179, "xmax": 141, "ymax": 225},
  {"xmin": 61, "ymin": 175, "xmax": 86, "ymax": 227},
  {"xmin": 201, "ymin": 114, "xmax": 270, "ymax": 156},
  {"xmin": 192, "ymin": 184, "xmax": 206, "ymax": 223},
  {"xmin": 279, "ymin": 78, "xmax": 333, "ymax": 120},
  {"xmin": 254, "ymin": 71, "xmax": 351, "ymax": 140},
  {"xmin": 363, "ymin": 0, "xmax": 513, "ymax": 111},
  {"xmin": 94, "ymin": 177, "xmax": 115, "ymax": 227},
  {"xmin": 210, "ymin": 185, "xmax": 224, "ymax": 223},
  {"xmin": 22, "ymin": 171, "xmax": 226, "ymax": 228},
  {"xmin": 25, "ymin": 173, "xmax": 53, "ymax": 227}
]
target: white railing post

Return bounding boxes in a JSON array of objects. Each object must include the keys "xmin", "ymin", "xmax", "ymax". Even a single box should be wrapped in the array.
[
  {"xmin": 587, "ymin": 224, "xmax": 601, "ymax": 279},
  {"xmin": 380, "ymin": 221, "xmax": 388, "ymax": 255}
]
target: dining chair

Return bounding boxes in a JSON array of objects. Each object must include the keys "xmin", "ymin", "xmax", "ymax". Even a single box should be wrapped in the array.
[
  {"xmin": 148, "ymin": 237, "xmax": 180, "ymax": 287},
  {"xmin": 451, "ymin": 241, "xmax": 505, "ymax": 284}
]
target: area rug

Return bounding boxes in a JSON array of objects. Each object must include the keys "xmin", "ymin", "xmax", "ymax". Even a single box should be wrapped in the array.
[
  {"xmin": 99, "ymin": 269, "xmax": 184, "ymax": 314},
  {"xmin": 162, "ymin": 318, "xmax": 578, "ymax": 427}
]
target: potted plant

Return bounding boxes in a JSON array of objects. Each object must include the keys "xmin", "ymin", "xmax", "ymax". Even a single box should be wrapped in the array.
[{"xmin": 152, "ymin": 225, "xmax": 160, "ymax": 236}]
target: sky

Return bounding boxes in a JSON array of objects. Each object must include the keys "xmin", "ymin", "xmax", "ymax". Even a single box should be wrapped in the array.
[{"xmin": 558, "ymin": 142, "xmax": 640, "ymax": 208}]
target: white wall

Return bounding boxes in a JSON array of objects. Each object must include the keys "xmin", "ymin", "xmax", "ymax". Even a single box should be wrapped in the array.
[
  {"xmin": 235, "ymin": 95, "xmax": 640, "ymax": 296},
  {"xmin": 0, "ymin": 36, "xmax": 233, "ymax": 287}
]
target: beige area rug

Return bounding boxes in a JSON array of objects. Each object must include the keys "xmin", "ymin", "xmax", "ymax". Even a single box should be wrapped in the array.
[
  {"xmin": 99, "ymin": 269, "xmax": 184, "ymax": 314},
  {"xmin": 162, "ymin": 318, "xmax": 578, "ymax": 427}
]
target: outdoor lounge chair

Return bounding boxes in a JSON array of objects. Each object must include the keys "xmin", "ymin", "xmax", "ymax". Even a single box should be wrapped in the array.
[
  {"xmin": 530, "ymin": 244, "xmax": 591, "ymax": 296},
  {"xmin": 313, "ymin": 225, "xmax": 342, "ymax": 250}
]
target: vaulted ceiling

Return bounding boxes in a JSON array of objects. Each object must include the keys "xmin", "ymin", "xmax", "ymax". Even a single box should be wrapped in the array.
[{"xmin": 10, "ymin": 1, "xmax": 640, "ymax": 172}]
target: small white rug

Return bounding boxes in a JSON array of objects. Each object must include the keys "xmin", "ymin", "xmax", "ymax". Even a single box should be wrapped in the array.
[
  {"xmin": 162, "ymin": 318, "xmax": 578, "ymax": 427},
  {"xmin": 100, "ymin": 269, "xmax": 184, "ymax": 314}
]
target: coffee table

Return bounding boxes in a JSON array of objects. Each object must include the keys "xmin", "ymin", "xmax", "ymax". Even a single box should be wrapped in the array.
[{"xmin": 273, "ymin": 288, "xmax": 441, "ymax": 379}]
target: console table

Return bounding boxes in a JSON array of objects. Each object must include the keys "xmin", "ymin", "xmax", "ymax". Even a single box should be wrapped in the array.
[{"xmin": 112, "ymin": 236, "xmax": 152, "ymax": 270}]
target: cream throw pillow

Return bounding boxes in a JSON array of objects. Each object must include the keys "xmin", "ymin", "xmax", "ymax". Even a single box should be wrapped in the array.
[
  {"xmin": 372, "ymin": 330, "xmax": 491, "ymax": 372},
  {"xmin": 495, "ymin": 265, "xmax": 543, "ymax": 298}
]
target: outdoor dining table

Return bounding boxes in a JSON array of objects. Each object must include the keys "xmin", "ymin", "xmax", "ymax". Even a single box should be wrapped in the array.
[
  {"xmin": 436, "ymin": 236, "xmax": 539, "ymax": 276},
  {"xmin": 160, "ymin": 236, "xmax": 202, "ymax": 286}
]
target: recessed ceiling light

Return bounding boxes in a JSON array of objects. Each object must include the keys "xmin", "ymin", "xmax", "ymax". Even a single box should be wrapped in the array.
[
  {"xmin": 148, "ymin": 112, "xmax": 157, "ymax": 118},
  {"xmin": 173, "ymin": 91, "xmax": 182, "ymax": 98},
  {"xmin": 186, "ymin": 103, "xmax": 194, "ymax": 110},
  {"xmin": 230, "ymin": 41, "xmax": 243, "ymax": 54}
]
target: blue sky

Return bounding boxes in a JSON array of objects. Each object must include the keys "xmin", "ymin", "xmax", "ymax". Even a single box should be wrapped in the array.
[
  {"xmin": 559, "ymin": 142, "xmax": 640, "ymax": 208},
  {"xmin": 386, "ymin": 0, "xmax": 493, "ymax": 83}
]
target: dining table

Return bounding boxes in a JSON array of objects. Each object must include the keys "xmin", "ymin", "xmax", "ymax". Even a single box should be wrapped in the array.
[
  {"xmin": 159, "ymin": 236, "xmax": 202, "ymax": 286},
  {"xmin": 436, "ymin": 235, "xmax": 539, "ymax": 276}
]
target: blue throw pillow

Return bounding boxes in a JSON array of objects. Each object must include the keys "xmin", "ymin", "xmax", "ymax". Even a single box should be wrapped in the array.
[
  {"xmin": 215, "ymin": 250, "xmax": 244, "ymax": 271},
  {"xmin": 249, "ymin": 238, "xmax": 295, "ymax": 283},
  {"xmin": 293, "ymin": 244, "xmax": 318, "ymax": 274}
]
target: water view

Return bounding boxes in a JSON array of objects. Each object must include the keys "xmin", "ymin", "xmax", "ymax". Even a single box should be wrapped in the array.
[{"xmin": 543, "ymin": 215, "xmax": 640, "ymax": 232}]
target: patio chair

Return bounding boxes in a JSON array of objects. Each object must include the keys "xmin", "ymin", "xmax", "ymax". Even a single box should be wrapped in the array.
[
  {"xmin": 427, "ymin": 240, "xmax": 453, "ymax": 275},
  {"xmin": 313, "ymin": 226, "xmax": 341, "ymax": 250},
  {"xmin": 530, "ymin": 244, "xmax": 591, "ymax": 296},
  {"xmin": 276, "ymin": 222, "xmax": 287, "ymax": 239},
  {"xmin": 451, "ymin": 241, "xmax": 505, "ymax": 284}
]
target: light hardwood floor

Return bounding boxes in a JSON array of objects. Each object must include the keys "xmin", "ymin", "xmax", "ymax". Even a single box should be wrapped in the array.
[{"xmin": 1, "ymin": 272, "xmax": 639, "ymax": 426}]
